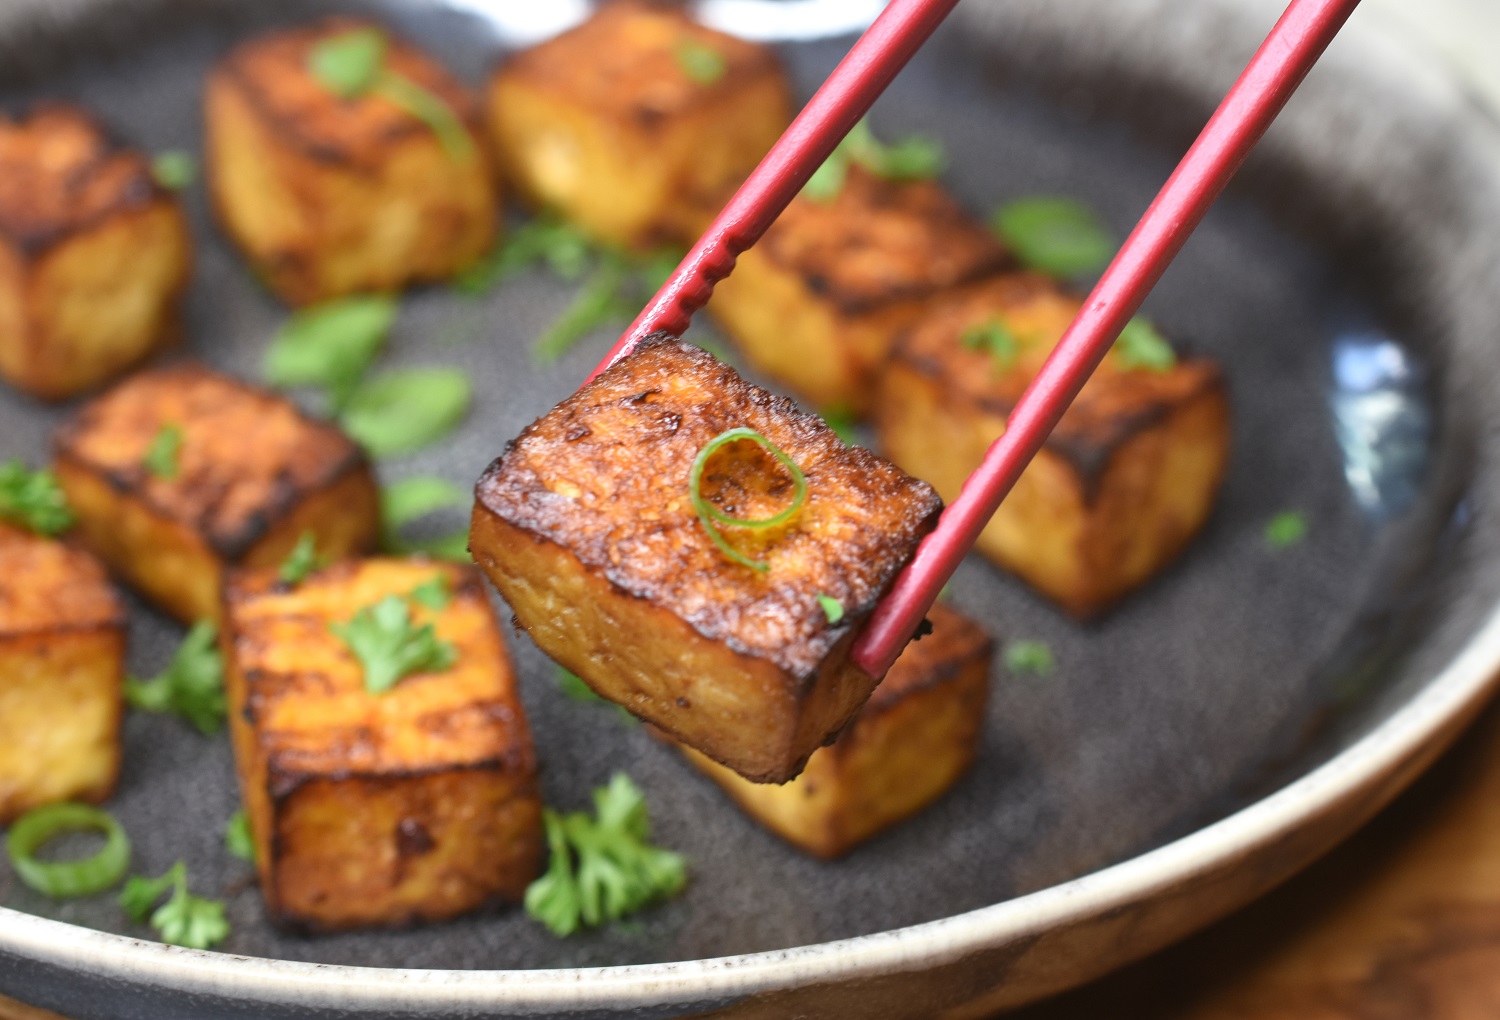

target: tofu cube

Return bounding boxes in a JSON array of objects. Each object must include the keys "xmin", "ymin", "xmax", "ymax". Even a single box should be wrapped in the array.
[
  {"xmin": 53, "ymin": 363, "xmax": 381, "ymax": 623},
  {"xmin": 0, "ymin": 104, "xmax": 191, "ymax": 400},
  {"xmin": 0, "ymin": 524, "xmax": 126, "ymax": 823},
  {"xmin": 206, "ymin": 17, "xmax": 498, "ymax": 306},
  {"xmin": 470, "ymin": 335, "xmax": 943, "ymax": 783},
  {"xmin": 876, "ymin": 274, "xmax": 1231, "ymax": 616},
  {"xmin": 671, "ymin": 602, "xmax": 991, "ymax": 858},
  {"xmin": 222, "ymin": 558, "xmax": 542, "ymax": 930},
  {"xmin": 486, "ymin": 2, "xmax": 792, "ymax": 248},
  {"xmin": 707, "ymin": 166, "xmax": 1013, "ymax": 413}
]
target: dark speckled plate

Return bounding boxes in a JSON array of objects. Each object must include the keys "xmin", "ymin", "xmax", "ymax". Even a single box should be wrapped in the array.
[{"xmin": 3, "ymin": 0, "xmax": 1500, "ymax": 1017}]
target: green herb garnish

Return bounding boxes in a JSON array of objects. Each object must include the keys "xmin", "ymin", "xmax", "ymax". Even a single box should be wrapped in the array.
[
  {"xmin": 331, "ymin": 594, "xmax": 457, "ymax": 694},
  {"xmin": 802, "ymin": 118, "xmax": 944, "ymax": 202},
  {"xmin": 150, "ymin": 150, "xmax": 197, "ymax": 191},
  {"xmin": 992, "ymin": 197, "xmax": 1115, "ymax": 277},
  {"xmin": 410, "ymin": 574, "xmax": 452, "ymax": 610},
  {"xmin": 1265, "ymin": 511, "xmax": 1308, "ymax": 549},
  {"xmin": 0, "ymin": 461, "xmax": 74, "ymax": 536},
  {"xmin": 1004, "ymin": 640, "xmax": 1055, "ymax": 677},
  {"xmin": 533, "ymin": 258, "xmax": 634, "ymax": 364},
  {"xmin": 817, "ymin": 594, "xmax": 844, "ymax": 625},
  {"xmin": 819, "ymin": 406, "xmax": 860, "ymax": 446},
  {"xmin": 307, "ymin": 27, "xmax": 473, "ymax": 161},
  {"xmin": 340, "ymin": 367, "xmax": 471, "ymax": 459},
  {"xmin": 264, "ymin": 294, "xmax": 396, "ymax": 410},
  {"xmin": 675, "ymin": 39, "xmax": 727, "ymax": 84},
  {"xmin": 120, "ymin": 861, "xmax": 229, "ymax": 950},
  {"xmin": 143, "ymin": 424, "xmax": 183, "ymax": 480},
  {"xmin": 961, "ymin": 318, "xmax": 1020, "ymax": 371},
  {"xmin": 524, "ymin": 773, "xmax": 686, "ymax": 937},
  {"xmin": 381, "ymin": 476, "xmax": 470, "ymax": 561},
  {"xmin": 688, "ymin": 427, "xmax": 808, "ymax": 573},
  {"xmin": 6, "ymin": 803, "xmax": 132, "ymax": 898},
  {"xmin": 1113, "ymin": 317, "xmax": 1176, "ymax": 372},
  {"xmin": 277, "ymin": 531, "xmax": 325, "ymax": 586},
  {"xmin": 556, "ymin": 666, "xmax": 603, "ymax": 704},
  {"xmin": 224, "ymin": 810, "xmax": 255, "ymax": 864},
  {"xmin": 124, "ymin": 621, "xmax": 225, "ymax": 734},
  {"xmin": 456, "ymin": 216, "xmax": 594, "ymax": 295}
]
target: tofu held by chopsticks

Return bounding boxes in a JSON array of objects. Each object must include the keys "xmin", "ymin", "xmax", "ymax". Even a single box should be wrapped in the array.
[{"xmin": 470, "ymin": 336, "xmax": 941, "ymax": 783}]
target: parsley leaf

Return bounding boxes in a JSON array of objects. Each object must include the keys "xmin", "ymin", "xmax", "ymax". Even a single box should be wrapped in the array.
[
  {"xmin": 372, "ymin": 72, "xmax": 475, "ymax": 162},
  {"xmin": 150, "ymin": 150, "xmax": 197, "ymax": 191},
  {"xmin": 675, "ymin": 39, "xmax": 726, "ymax": 84},
  {"xmin": 533, "ymin": 259, "xmax": 635, "ymax": 364},
  {"xmin": 224, "ymin": 810, "xmax": 255, "ymax": 864},
  {"xmin": 819, "ymin": 406, "xmax": 860, "ymax": 446},
  {"xmin": 992, "ymin": 197, "xmax": 1115, "ymax": 277},
  {"xmin": 120, "ymin": 861, "xmax": 229, "ymax": 950},
  {"xmin": 124, "ymin": 621, "xmax": 225, "ymax": 734},
  {"xmin": 143, "ymin": 424, "xmax": 183, "ymax": 480},
  {"xmin": 410, "ymin": 574, "xmax": 452, "ymax": 610},
  {"xmin": 1004, "ymin": 639, "xmax": 1055, "ymax": 677},
  {"xmin": 381, "ymin": 476, "xmax": 470, "ymax": 561},
  {"xmin": 525, "ymin": 774, "xmax": 686, "ymax": 936},
  {"xmin": 1113, "ymin": 317, "xmax": 1176, "ymax": 372},
  {"xmin": 817, "ymin": 594, "xmax": 845, "ymax": 624},
  {"xmin": 264, "ymin": 295, "xmax": 396, "ymax": 411},
  {"xmin": 555, "ymin": 667, "xmax": 636, "ymax": 723},
  {"xmin": 456, "ymin": 216, "xmax": 593, "ymax": 295},
  {"xmin": 0, "ymin": 461, "xmax": 74, "ymax": 536},
  {"xmin": 802, "ymin": 119, "xmax": 944, "ymax": 202},
  {"xmin": 340, "ymin": 367, "xmax": 471, "ymax": 459},
  {"xmin": 277, "ymin": 531, "xmax": 324, "ymax": 586},
  {"xmin": 331, "ymin": 594, "xmax": 457, "ymax": 694},
  {"xmin": 1265, "ymin": 511, "xmax": 1308, "ymax": 549},
  {"xmin": 961, "ymin": 318, "xmax": 1020, "ymax": 371}
]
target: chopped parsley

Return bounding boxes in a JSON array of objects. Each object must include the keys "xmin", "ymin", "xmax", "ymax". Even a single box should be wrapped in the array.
[
  {"xmin": 120, "ymin": 861, "xmax": 229, "ymax": 950},
  {"xmin": 961, "ymin": 318, "xmax": 1020, "ymax": 371},
  {"xmin": 1265, "ymin": 511, "xmax": 1308, "ymax": 549},
  {"xmin": 1004, "ymin": 639, "xmax": 1055, "ymax": 677},
  {"xmin": 409, "ymin": 574, "xmax": 452, "ymax": 610},
  {"xmin": 143, "ymin": 424, "xmax": 183, "ymax": 480},
  {"xmin": 1113, "ymin": 317, "xmax": 1176, "ymax": 372},
  {"xmin": 802, "ymin": 118, "xmax": 944, "ymax": 202},
  {"xmin": 124, "ymin": 621, "xmax": 225, "ymax": 735},
  {"xmin": 524, "ymin": 773, "xmax": 686, "ymax": 936},
  {"xmin": 224, "ymin": 810, "xmax": 255, "ymax": 864},
  {"xmin": 819, "ymin": 406, "xmax": 860, "ymax": 446},
  {"xmin": 817, "ymin": 594, "xmax": 845, "ymax": 624},
  {"xmin": 456, "ymin": 216, "xmax": 594, "ymax": 295},
  {"xmin": 381, "ymin": 476, "xmax": 471, "ymax": 562},
  {"xmin": 991, "ymin": 197, "xmax": 1115, "ymax": 277},
  {"xmin": 264, "ymin": 294, "xmax": 396, "ymax": 411},
  {"xmin": 150, "ymin": 150, "xmax": 197, "ymax": 191},
  {"xmin": 277, "ymin": 531, "xmax": 325, "ymax": 586},
  {"xmin": 0, "ymin": 460, "xmax": 74, "ymax": 536},
  {"xmin": 340, "ymin": 367, "xmax": 471, "ymax": 458},
  {"xmin": 331, "ymin": 594, "xmax": 457, "ymax": 694},
  {"xmin": 675, "ymin": 39, "xmax": 727, "ymax": 84}
]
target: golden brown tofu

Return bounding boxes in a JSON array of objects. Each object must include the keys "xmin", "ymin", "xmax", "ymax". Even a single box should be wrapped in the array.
[
  {"xmin": 0, "ymin": 523, "xmax": 125, "ymax": 823},
  {"xmin": 707, "ymin": 165, "xmax": 1013, "ymax": 413},
  {"xmin": 53, "ymin": 363, "xmax": 380, "ymax": 623},
  {"xmin": 876, "ymin": 274, "xmax": 1231, "ymax": 616},
  {"xmin": 0, "ymin": 105, "xmax": 191, "ymax": 401},
  {"xmin": 671, "ymin": 602, "xmax": 990, "ymax": 858},
  {"xmin": 470, "ymin": 335, "xmax": 942, "ymax": 783},
  {"xmin": 206, "ymin": 17, "xmax": 497, "ymax": 306},
  {"xmin": 487, "ymin": 1, "xmax": 792, "ymax": 249},
  {"xmin": 222, "ymin": 558, "xmax": 542, "ymax": 931}
]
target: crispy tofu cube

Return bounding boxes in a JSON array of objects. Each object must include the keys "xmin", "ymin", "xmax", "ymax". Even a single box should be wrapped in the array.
[
  {"xmin": 53, "ymin": 363, "xmax": 381, "ymax": 623},
  {"xmin": 206, "ymin": 17, "xmax": 498, "ymax": 306},
  {"xmin": 0, "ymin": 524, "xmax": 125, "ymax": 823},
  {"xmin": 470, "ymin": 335, "xmax": 942, "ymax": 783},
  {"xmin": 707, "ymin": 166, "xmax": 1013, "ymax": 413},
  {"xmin": 222, "ymin": 558, "xmax": 542, "ymax": 930},
  {"xmin": 487, "ymin": 2, "xmax": 792, "ymax": 248},
  {"xmin": 670, "ymin": 602, "xmax": 991, "ymax": 858},
  {"xmin": 876, "ymin": 274, "xmax": 1231, "ymax": 616},
  {"xmin": 0, "ymin": 105, "xmax": 191, "ymax": 400}
]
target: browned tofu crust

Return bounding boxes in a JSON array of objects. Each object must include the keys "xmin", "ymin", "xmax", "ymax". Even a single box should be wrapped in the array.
[
  {"xmin": 213, "ymin": 17, "xmax": 482, "ymax": 171},
  {"xmin": 862, "ymin": 601, "xmax": 992, "ymax": 714},
  {"xmin": 476, "ymin": 335, "xmax": 942, "ymax": 680},
  {"xmin": 0, "ymin": 104, "xmax": 162, "ymax": 256},
  {"xmin": 757, "ymin": 166, "xmax": 1013, "ymax": 316},
  {"xmin": 0, "ymin": 523, "xmax": 125, "ymax": 636},
  {"xmin": 222, "ymin": 558, "xmax": 542, "ymax": 930}
]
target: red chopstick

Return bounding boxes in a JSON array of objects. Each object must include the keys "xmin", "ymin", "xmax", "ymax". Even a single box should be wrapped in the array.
[{"xmin": 586, "ymin": 0, "xmax": 1360, "ymax": 678}]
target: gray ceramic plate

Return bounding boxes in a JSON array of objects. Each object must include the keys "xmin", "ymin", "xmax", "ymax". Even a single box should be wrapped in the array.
[{"xmin": 3, "ymin": 0, "xmax": 1500, "ymax": 1016}]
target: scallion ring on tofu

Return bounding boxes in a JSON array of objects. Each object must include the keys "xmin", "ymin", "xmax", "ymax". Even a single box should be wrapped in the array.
[
  {"xmin": 6, "ymin": 803, "xmax": 131, "ymax": 898},
  {"xmin": 689, "ymin": 427, "xmax": 808, "ymax": 573}
]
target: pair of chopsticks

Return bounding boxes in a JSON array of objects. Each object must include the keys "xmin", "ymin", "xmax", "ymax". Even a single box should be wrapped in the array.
[{"xmin": 587, "ymin": 0, "xmax": 1362, "ymax": 678}]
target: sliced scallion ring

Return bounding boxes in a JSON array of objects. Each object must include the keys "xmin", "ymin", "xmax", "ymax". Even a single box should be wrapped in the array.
[
  {"xmin": 689, "ymin": 428, "xmax": 808, "ymax": 573},
  {"xmin": 6, "ymin": 802, "xmax": 131, "ymax": 898}
]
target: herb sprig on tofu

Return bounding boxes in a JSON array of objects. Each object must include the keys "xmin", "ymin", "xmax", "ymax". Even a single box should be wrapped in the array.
[
  {"xmin": 331, "ymin": 592, "xmax": 457, "ymax": 694},
  {"xmin": 802, "ymin": 118, "xmax": 944, "ymax": 203},
  {"xmin": 525, "ymin": 773, "xmax": 686, "ymax": 936},
  {"xmin": 0, "ymin": 460, "xmax": 74, "ymax": 536},
  {"xmin": 120, "ymin": 861, "xmax": 229, "ymax": 950},
  {"xmin": 143, "ymin": 423, "xmax": 183, "ymax": 480},
  {"xmin": 277, "ymin": 531, "xmax": 326, "ymax": 586},
  {"xmin": 124, "ymin": 621, "xmax": 226, "ymax": 734}
]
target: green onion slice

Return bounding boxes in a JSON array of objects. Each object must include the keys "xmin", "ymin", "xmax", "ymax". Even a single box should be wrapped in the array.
[
  {"xmin": 689, "ymin": 428, "xmax": 807, "ymax": 573},
  {"xmin": 6, "ymin": 803, "xmax": 131, "ymax": 898}
]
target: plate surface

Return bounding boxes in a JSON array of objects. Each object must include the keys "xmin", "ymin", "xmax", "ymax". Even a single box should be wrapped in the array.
[{"xmin": 2, "ymin": 0, "xmax": 1500, "ymax": 1016}]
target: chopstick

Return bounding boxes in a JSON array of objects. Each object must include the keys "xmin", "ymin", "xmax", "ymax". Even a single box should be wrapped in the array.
[{"xmin": 585, "ymin": 0, "xmax": 1361, "ymax": 678}]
